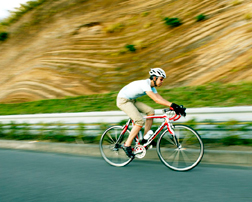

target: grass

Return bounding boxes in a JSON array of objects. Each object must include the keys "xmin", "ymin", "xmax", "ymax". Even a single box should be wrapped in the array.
[{"xmin": 0, "ymin": 82, "xmax": 251, "ymax": 115}]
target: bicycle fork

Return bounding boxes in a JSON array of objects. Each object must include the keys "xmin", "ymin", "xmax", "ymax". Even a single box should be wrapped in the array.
[{"xmin": 167, "ymin": 121, "xmax": 180, "ymax": 148}]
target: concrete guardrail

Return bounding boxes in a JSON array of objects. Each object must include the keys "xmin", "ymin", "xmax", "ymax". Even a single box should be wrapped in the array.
[{"xmin": 0, "ymin": 106, "xmax": 251, "ymax": 124}]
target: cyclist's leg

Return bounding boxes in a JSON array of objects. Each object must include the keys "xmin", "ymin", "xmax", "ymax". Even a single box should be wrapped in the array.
[
  {"xmin": 135, "ymin": 101, "xmax": 155, "ymax": 135},
  {"xmin": 124, "ymin": 124, "xmax": 142, "ymax": 146},
  {"xmin": 144, "ymin": 118, "xmax": 153, "ymax": 135},
  {"xmin": 117, "ymin": 97, "xmax": 144, "ymax": 147}
]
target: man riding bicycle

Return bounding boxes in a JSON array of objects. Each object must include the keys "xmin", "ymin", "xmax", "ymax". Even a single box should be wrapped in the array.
[{"xmin": 117, "ymin": 68, "xmax": 186, "ymax": 158}]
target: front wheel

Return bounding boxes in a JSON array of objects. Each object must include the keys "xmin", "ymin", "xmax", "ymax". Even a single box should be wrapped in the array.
[
  {"xmin": 157, "ymin": 124, "xmax": 204, "ymax": 171},
  {"xmin": 99, "ymin": 125, "xmax": 133, "ymax": 167}
]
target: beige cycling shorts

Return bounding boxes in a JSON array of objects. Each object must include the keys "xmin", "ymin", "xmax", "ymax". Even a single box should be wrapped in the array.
[{"xmin": 116, "ymin": 97, "xmax": 155, "ymax": 126}]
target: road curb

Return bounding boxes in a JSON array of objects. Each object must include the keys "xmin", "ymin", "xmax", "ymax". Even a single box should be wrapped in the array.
[{"xmin": 0, "ymin": 140, "xmax": 251, "ymax": 166}]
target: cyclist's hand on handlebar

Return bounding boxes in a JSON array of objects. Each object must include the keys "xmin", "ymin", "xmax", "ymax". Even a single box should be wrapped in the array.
[
  {"xmin": 170, "ymin": 103, "xmax": 180, "ymax": 115},
  {"xmin": 171, "ymin": 103, "xmax": 186, "ymax": 117},
  {"xmin": 180, "ymin": 106, "xmax": 186, "ymax": 117}
]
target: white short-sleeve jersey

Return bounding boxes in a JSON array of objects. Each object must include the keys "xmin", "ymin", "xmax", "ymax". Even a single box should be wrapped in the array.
[{"xmin": 118, "ymin": 79, "xmax": 157, "ymax": 99}]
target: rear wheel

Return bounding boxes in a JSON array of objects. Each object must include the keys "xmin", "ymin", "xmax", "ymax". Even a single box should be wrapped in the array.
[
  {"xmin": 157, "ymin": 125, "xmax": 204, "ymax": 171},
  {"xmin": 99, "ymin": 125, "xmax": 133, "ymax": 167}
]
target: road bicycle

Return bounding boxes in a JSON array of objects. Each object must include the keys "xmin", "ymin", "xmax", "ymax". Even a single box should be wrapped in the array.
[{"xmin": 99, "ymin": 108, "xmax": 204, "ymax": 171}]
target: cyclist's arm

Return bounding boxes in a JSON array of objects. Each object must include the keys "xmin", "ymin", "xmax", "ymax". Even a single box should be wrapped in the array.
[{"xmin": 146, "ymin": 91, "xmax": 172, "ymax": 107}]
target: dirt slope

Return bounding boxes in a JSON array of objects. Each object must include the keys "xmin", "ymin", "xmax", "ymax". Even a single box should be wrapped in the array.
[{"xmin": 0, "ymin": 0, "xmax": 251, "ymax": 103}]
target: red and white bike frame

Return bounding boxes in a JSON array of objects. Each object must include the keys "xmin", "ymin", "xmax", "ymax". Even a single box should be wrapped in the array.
[{"xmin": 120, "ymin": 108, "xmax": 182, "ymax": 148}]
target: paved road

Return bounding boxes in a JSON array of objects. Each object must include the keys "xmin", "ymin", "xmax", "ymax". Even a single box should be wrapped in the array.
[{"xmin": 0, "ymin": 149, "xmax": 251, "ymax": 202}]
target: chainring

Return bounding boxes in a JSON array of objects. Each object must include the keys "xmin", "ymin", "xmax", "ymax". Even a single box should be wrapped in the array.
[{"xmin": 134, "ymin": 145, "xmax": 146, "ymax": 159}]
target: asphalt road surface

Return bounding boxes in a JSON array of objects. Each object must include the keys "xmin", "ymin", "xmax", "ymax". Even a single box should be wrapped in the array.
[{"xmin": 0, "ymin": 149, "xmax": 251, "ymax": 202}]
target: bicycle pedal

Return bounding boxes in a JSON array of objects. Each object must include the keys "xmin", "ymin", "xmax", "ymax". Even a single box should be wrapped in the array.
[{"xmin": 134, "ymin": 150, "xmax": 143, "ymax": 155}]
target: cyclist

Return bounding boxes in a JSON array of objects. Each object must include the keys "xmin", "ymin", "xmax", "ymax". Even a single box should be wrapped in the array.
[{"xmin": 117, "ymin": 68, "xmax": 186, "ymax": 158}]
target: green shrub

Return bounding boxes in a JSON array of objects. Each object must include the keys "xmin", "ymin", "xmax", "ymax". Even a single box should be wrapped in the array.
[
  {"xmin": 221, "ymin": 135, "xmax": 239, "ymax": 145},
  {"xmin": 54, "ymin": 122, "xmax": 67, "ymax": 136},
  {"xmin": 99, "ymin": 123, "xmax": 110, "ymax": 131},
  {"xmin": 216, "ymin": 119, "xmax": 240, "ymax": 131},
  {"xmin": 75, "ymin": 122, "xmax": 85, "ymax": 142},
  {"xmin": 82, "ymin": 136, "xmax": 97, "ymax": 143},
  {"xmin": 53, "ymin": 134, "xmax": 69, "ymax": 142},
  {"xmin": 0, "ymin": 120, "xmax": 251, "ymax": 146},
  {"xmin": 93, "ymin": 134, "xmax": 102, "ymax": 144},
  {"xmin": 125, "ymin": 44, "xmax": 136, "ymax": 52},
  {"xmin": 0, "ymin": 32, "xmax": 8, "ymax": 41},
  {"xmin": 76, "ymin": 122, "xmax": 85, "ymax": 136},
  {"xmin": 0, "ymin": 123, "xmax": 5, "ymax": 137},
  {"xmin": 195, "ymin": 14, "xmax": 206, "ymax": 22},
  {"xmin": 7, "ymin": 122, "xmax": 19, "ymax": 139},
  {"xmin": 19, "ymin": 123, "xmax": 31, "ymax": 139},
  {"xmin": 163, "ymin": 17, "xmax": 182, "ymax": 27},
  {"xmin": 220, "ymin": 135, "xmax": 252, "ymax": 146},
  {"xmin": 37, "ymin": 123, "xmax": 48, "ymax": 137}
]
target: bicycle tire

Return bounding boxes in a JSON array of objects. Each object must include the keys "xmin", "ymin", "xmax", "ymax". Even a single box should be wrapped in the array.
[
  {"xmin": 157, "ymin": 124, "xmax": 204, "ymax": 171},
  {"xmin": 99, "ymin": 125, "xmax": 133, "ymax": 167}
]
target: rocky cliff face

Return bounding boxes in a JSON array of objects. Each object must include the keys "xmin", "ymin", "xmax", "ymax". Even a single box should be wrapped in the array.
[{"xmin": 0, "ymin": 0, "xmax": 251, "ymax": 103}]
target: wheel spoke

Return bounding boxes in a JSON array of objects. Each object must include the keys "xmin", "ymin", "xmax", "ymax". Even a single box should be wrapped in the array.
[
  {"xmin": 114, "ymin": 129, "xmax": 118, "ymax": 141},
  {"xmin": 172, "ymin": 150, "xmax": 180, "ymax": 168},
  {"xmin": 180, "ymin": 150, "xmax": 193, "ymax": 165},
  {"xmin": 180, "ymin": 133, "xmax": 191, "ymax": 146},
  {"xmin": 163, "ymin": 149, "xmax": 177, "ymax": 161},
  {"xmin": 106, "ymin": 133, "xmax": 115, "ymax": 144}
]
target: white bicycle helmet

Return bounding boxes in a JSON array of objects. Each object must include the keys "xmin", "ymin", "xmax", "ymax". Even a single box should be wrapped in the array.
[{"xmin": 149, "ymin": 68, "xmax": 166, "ymax": 78}]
